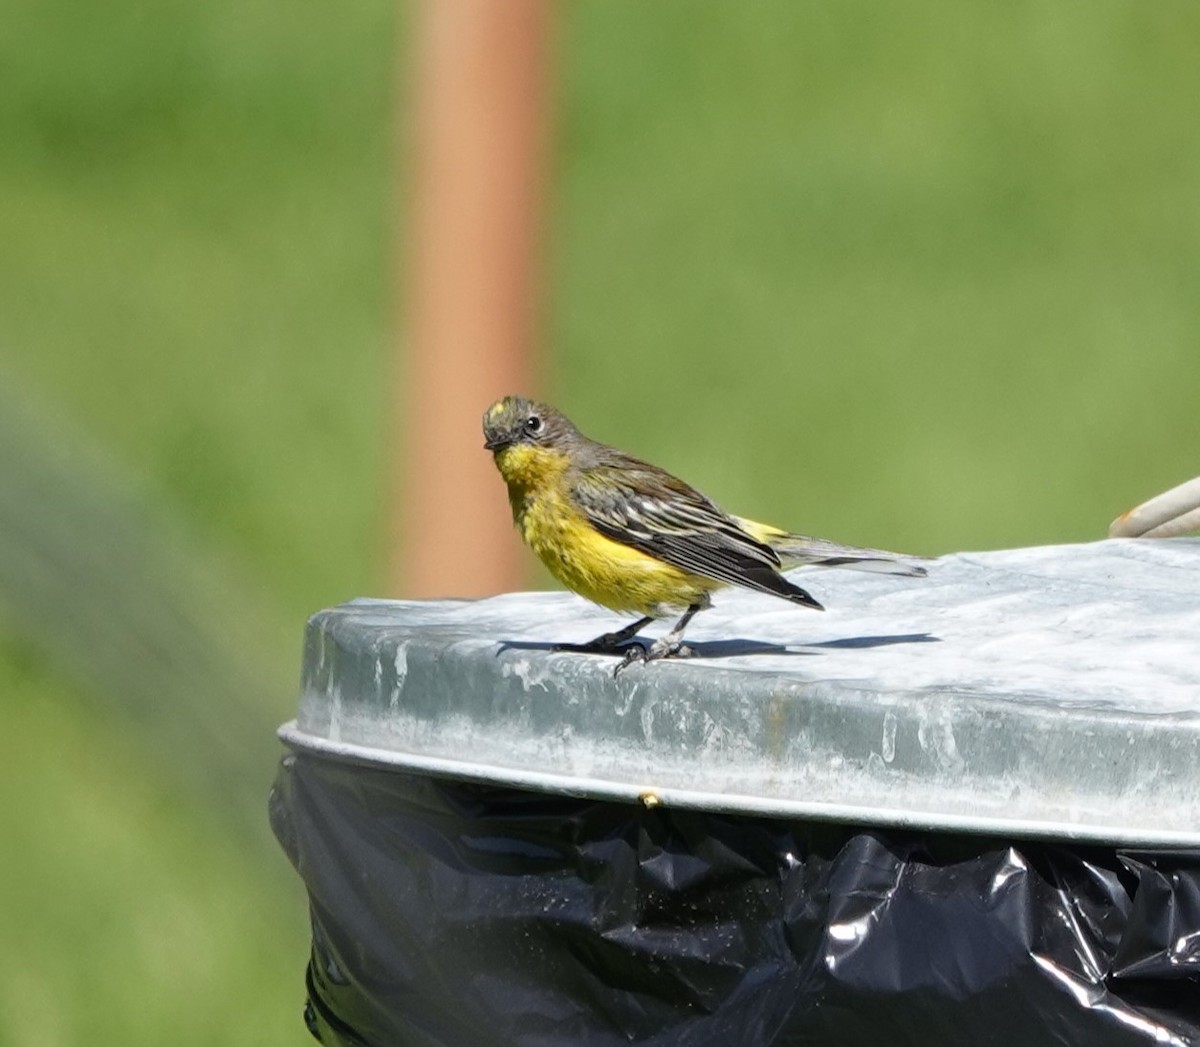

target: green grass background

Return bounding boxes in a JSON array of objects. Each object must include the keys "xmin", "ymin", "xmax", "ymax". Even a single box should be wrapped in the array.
[{"xmin": 2, "ymin": 1, "xmax": 1198, "ymax": 1044}]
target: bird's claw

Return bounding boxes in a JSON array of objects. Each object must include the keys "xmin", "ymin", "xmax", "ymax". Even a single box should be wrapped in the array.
[
  {"xmin": 612, "ymin": 639, "xmax": 695, "ymax": 677},
  {"xmin": 612, "ymin": 643, "xmax": 648, "ymax": 676}
]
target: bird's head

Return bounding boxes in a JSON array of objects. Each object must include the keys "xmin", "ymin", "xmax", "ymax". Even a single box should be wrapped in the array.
[
  {"xmin": 482, "ymin": 395, "xmax": 577, "ymax": 454},
  {"xmin": 483, "ymin": 396, "xmax": 583, "ymax": 493}
]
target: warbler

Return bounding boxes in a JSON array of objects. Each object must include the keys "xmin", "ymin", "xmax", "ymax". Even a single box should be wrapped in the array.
[{"xmin": 483, "ymin": 395, "xmax": 926, "ymax": 673}]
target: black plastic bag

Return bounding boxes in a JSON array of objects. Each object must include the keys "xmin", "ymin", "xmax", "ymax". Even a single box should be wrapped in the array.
[{"xmin": 270, "ymin": 751, "xmax": 1200, "ymax": 1047}]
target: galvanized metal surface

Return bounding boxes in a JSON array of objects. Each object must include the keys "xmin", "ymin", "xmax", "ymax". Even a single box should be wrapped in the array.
[{"xmin": 282, "ymin": 538, "xmax": 1200, "ymax": 845}]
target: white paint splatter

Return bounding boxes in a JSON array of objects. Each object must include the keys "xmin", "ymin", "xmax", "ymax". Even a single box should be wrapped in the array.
[{"xmin": 881, "ymin": 711, "xmax": 897, "ymax": 763}]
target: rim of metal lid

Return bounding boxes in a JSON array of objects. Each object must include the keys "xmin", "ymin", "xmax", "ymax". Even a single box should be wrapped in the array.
[{"xmin": 277, "ymin": 721, "xmax": 1200, "ymax": 849}]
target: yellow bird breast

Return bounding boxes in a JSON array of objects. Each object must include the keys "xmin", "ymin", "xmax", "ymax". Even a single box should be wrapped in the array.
[
  {"xmin": 492, "ymin": 444, "xmax": 716, "ymax": 616},
  {"xmin": 522, "ymin": 496, "xmax": 717, "ymax": 615}
]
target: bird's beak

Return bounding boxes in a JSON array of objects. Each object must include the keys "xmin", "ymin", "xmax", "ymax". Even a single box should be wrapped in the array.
[{"xmin": 483, "ymin": 436, "xmax": 508, "ymax": 452}]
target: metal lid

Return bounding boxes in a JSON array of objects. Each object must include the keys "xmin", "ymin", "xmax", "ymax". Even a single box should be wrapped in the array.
[{"xmin": 281, "ymin": 538, "xmax": 1200, "ymax": 845}]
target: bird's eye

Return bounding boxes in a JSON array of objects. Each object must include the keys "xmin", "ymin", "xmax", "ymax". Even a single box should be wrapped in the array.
[{"xmin": 524, "ymin": 414, "xmax": 543, "ymax": 435}]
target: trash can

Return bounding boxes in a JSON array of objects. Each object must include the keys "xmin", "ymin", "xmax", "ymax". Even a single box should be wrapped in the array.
[{"xmin": 270, "ymin": 539, "xmax": 1200, "ymax": 1046}]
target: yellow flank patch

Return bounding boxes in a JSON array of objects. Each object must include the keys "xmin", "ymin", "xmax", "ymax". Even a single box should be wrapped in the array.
[
  {"xmin": 493, "ymin": 444, "xmax": 717, "ymax": 615},
  {"xmin": 733, "ymin": 515, "xmax": 786, "ymax": 544}
]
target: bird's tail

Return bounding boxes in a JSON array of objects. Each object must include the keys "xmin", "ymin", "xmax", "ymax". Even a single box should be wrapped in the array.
[{"xmin": 734, "ymin": 517, "xmax": 929, "ymax": 577}]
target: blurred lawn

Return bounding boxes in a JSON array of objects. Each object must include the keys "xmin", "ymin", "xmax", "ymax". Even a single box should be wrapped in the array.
[
  {"xmin": 2, "ymin": 1, "xmax": 1200, "ymax": 1044},
  {"xmin": 554, "ymin": 3, "xmax": 1200, "ymax": 554},
  {"xmin": 0, "ymin": 0, "xmax": 397, "ymax": 1042}
]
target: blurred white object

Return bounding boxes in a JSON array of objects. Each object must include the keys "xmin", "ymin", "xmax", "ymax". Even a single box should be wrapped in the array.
[{"xmin": 1110, "ymin": 476, "xmax": 1200, "ymax": 538}]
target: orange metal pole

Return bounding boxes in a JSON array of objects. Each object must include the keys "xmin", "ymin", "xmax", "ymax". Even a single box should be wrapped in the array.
[{"xmin": 391, "ymin": 0, "xmax": 552, "ymax": 598}]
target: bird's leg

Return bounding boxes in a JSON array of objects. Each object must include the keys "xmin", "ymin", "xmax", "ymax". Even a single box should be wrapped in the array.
[
  {"xmin": 554, "ymin": 616, "xmax": 654, "ymax": 655},
  {"xmin": 614, "ymin": 603, "xmax": 705, "ymax": 676}
]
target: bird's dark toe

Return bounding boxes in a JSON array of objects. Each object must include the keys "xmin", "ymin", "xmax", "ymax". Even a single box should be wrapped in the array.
[{"xmin": 612, "ymin": 644, "xmax": 649, "ymax": 677}]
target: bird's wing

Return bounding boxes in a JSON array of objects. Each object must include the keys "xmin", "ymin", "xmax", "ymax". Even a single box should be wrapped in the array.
[{"xmin": 569, "ymin": 453, "xmax": 821, "ymax": 608}]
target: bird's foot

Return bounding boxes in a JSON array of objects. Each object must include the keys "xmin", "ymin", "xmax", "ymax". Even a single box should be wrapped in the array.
[{"xmin": 612, "ymin": 638, "xmax": 695, "ymax": 677}]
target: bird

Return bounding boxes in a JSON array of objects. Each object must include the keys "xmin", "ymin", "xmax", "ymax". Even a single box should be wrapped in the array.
[{"xmin": 482, "ymin": 395, "xmax": 926, "ymax": 674}]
